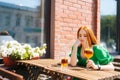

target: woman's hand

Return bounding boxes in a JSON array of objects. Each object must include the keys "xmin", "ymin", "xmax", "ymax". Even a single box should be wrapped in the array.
[
  {"xmin": 86, "ymin": 60, "xmax": 98, "ymax": 70},
  {"xmin": 74, "ymin": 39, "xmax": 81, "ymax": 47}
]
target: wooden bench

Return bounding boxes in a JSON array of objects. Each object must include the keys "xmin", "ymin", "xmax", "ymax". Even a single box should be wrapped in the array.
[
  {"xmin": 0, "ymin": 68, "xmax": 23, "ymax": 80},
  {"xmin": 113, "ymin": 56, "xmax": 120, "ymax": 71}
]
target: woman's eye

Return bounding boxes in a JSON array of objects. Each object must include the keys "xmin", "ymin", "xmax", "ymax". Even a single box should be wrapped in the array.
[
  {"xmin": 79, "ymin": 34, "xmax": 87, "ymax": 37},
  {"xmin": 84, "ymin": 35, "xmax": 87, "ymax": 37}
]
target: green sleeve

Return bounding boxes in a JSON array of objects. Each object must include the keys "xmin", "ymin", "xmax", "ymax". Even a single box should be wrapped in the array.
[{"xmin": 93, "ymin": 45, "xmax": 114, "ymax": 65}]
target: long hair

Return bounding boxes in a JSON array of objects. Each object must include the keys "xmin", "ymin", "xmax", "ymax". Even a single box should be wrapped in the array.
[{"xmin": 77, "ymin": 26, "xmax": 98, "ymax": 47}]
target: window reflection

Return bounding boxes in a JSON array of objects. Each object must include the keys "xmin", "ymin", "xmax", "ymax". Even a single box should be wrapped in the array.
[
  {"xmin": 0, "ymin": 0, "xmax": 45, "ymax": 47},
  {"xmin": 100, "ymin": 0, "xmax": 116, "ymax": 53},
  {"xmin": 16, "ymin": 14, "xmax": 21, "ymax": 26}
]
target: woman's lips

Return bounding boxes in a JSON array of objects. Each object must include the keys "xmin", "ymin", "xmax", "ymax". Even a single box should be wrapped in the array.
[{"xmin": 80, "ymin": 40, "xmax": 84, "ymax": 42}]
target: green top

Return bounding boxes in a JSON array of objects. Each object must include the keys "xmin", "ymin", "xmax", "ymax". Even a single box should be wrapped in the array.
[{"xmin": 70, "ymin": 45, "xmax": 114, "ymax": 67}]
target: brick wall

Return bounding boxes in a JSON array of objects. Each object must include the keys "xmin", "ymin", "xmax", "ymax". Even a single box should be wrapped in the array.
[{"xmin": 50, "ymin": 0, "xmax": 100, "ymax": 59}]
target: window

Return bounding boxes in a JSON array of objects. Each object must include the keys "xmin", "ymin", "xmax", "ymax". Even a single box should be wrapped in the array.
[
  {"xmin": 0, "ymin": 13, "xmax": 3, "ymax": 27},
  {"xmin": 0, "ymin": 0, "xmax": 51, "ymax": 58},
  {"xmin": 16, "ymin": 14, "xmax": 21, "ymax": 26},
  {"xmin": 5, "ymin": 13, "xmax": 11, "ymax": 26},
  {"xmin": 100, "ymin": 0, "xmax": 117, "ymax": 54},
  {"xmin": 25, "ymin": 16, "xmax": 33, "ymax": 27}
]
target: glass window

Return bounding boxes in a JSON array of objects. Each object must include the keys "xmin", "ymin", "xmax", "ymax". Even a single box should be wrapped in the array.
[
  {"xmin": 16, "ymin": 14, "xmax": 21, "ymax": 26},
  {"xmin": 100, "ymin": 0, "xmax": 117, "ymax": 54},
  {"xmin": 25, "ymin": 16, "xmax": 33, "ymax": 27},
  {"xmin": 5, "ymin": 13, "xmax": 11, "ymax": 26},
  {"xmin": 0, "ymin": 0, "xmax": 46, "ymax": 47},
  {"xmin": 0, "ymin": 13, "xmax": 3, "ymax": 28}
]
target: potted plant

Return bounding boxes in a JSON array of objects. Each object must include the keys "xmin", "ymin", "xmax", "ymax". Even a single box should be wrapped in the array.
[{"xmin": 0, "ymin": 41, "xmax": 47, "ymax": 66}]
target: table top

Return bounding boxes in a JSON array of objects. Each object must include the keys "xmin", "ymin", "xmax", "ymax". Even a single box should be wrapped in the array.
[{"xmin": 17, "ymin": 59, "xmax": 120, "ymax": 80}]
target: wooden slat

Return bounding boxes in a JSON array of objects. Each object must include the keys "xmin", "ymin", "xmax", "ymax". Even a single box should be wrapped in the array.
[
  {"xmin": 114, "ymin": 58, "xmax": 120, "ymax": 62},
  {"xmin": 113, "ymin": 56, "xmax": 120, "ymax": 72},
  {"xmin": 113, "ymin": 62, "xmax": 120, "ymax": 67},
  {"xmin": 114, "ymin": 56, "xmax": 120, "ymax": 62},
  {"xmin": 0, "ymin": 68, "xmax": 23, "ymax": 80},
  {"xmin": 114, "ymin": 66, "xmax": 120, "ymax": 72}
]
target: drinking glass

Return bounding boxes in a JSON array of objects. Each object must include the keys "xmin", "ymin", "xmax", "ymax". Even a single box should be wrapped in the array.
[
  {"xmin": 60, "ymin": 45, "xmax": 69, "ymax": 71},
  {"xmin": 61, "ymin": 57, "xmax": 68, "ymax": 71},
  {"xmin": 84, "ymin": 48, "xmax": 93, "ymax": 69},
  {"xmin": 84, "ymin": 48, "xmax": 93, "ymax": 60}
]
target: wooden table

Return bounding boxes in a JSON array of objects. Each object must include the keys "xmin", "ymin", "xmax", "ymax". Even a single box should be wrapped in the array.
[{"xmin": 16, "ymin": 59, "xmax": 120, "ymax": 80}]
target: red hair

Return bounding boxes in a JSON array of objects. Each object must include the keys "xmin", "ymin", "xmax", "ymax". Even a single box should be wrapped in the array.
[{"xmin": 77, "ymin": 26, "xmax": 98, "ymax": 47}]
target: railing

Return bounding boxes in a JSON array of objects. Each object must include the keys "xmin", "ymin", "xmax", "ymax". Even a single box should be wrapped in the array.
[{"xmin": 0, "ymin": 68, "xmax": 23, "ymax": 80}]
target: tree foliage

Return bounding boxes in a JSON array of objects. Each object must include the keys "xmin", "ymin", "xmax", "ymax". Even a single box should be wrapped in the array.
[{"xmin": 100, "ymin": 15, "xmax": 116, "ymax": 42}]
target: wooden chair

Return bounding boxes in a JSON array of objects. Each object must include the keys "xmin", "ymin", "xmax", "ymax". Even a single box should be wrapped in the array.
[
  {"xmin": 113, "ymin": 56, "xmax": 120, "ymax": 71},
  {"xmin": 0, "ymin": 68, "xmax": 23, "ymax": 80}
]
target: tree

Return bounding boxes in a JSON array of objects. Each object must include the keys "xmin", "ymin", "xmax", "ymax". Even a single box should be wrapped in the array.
[
  {"xmin": 101, "ymin": 15, "xmax": 116, "ymax": 41},
  {"xmin": 100, "ymin": 15, "xmax": 116, "ymax": 49}
]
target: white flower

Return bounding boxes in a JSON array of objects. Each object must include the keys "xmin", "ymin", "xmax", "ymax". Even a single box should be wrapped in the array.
[
  {"xmin": 32, "ymin": 52, "xmax": 39, "ymax": 57},
  {"xmin": 0, "ymin": 41, "xmax": 47, "ymax": 60}
]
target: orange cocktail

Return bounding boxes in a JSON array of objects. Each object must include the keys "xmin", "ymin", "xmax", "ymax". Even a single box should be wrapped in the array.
[{"xmin": 84, "ymin": 48, "xmax": 93, "ymax": 59}]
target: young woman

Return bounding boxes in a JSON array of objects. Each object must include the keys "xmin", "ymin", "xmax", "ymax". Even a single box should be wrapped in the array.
[{"xmin": 70, "ymin": 26, "xmax": 114, "ymax": 71}]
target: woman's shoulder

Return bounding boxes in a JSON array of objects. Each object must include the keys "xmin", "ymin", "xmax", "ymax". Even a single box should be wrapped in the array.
[
  {"xmin": 93, "ymin": 44, "xmax": 107, "ymax": 50},
  {"xmin": 93, "ymin": 44, "xmax": 99, "ymax": 50},
  {"xmin": 92, "ymin": 44, "xmax": 109, "ymax": 55}
]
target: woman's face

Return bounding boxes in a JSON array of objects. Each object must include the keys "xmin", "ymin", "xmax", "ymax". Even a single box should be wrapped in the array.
[{"xmin": 78, "ymin": 29, "xmax": 87, "ymax": 43}]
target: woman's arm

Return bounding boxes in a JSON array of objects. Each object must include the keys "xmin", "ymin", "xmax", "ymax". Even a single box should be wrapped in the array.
[
  {"xmin": 70, "ymin": 46, "xmax": 78, "ymax": 66},
  {"xmin": 70, "ymin": 39, "xmax": 81, "ymax": 66},
  {"xmin": 87, "ymin": 45, "xmax": 115, "ymax": 71},
  {"xmin": 87, "ymin": 60, "xmax": 114, "ymax": 71},
  {"xmin": 99, "ymin": 62, "xmax": 114, "ymax": 71}
]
